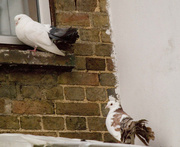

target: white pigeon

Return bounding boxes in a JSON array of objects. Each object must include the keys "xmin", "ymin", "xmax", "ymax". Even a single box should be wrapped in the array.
[
  {"xmin": 14, "ymin": 14, "xmax": 79, "ymax": 56},
  {"xmin": 105, "ymin": 100, "xmax": 155, "ymax": 145}
]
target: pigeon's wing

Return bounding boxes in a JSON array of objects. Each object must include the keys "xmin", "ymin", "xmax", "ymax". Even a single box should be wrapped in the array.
[
  {"xmin": 24, "ymin": 21, "xmax": 65, "ymax": 56},
  {"xmin": 24, "ymin": 21, "xmax": 52, "ymax": 46}
]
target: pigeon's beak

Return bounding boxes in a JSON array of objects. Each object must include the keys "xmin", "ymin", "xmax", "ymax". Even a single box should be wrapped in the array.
[
  {"xmin": 105, "ymin": 105, "xmax": 108, "ymax": 109},
  {"xmin": 15, "ymin": 20, "xmax": 19, "ymax": 25}
]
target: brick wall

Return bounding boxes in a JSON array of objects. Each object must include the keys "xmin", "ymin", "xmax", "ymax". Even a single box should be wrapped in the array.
[{"xmin": 0, "ymin": 0, "xmax": 116, "ymax": 142}]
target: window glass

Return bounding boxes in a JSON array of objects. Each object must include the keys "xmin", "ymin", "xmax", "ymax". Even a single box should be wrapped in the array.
[{"xmin": 0, "ymin": 0, "xmax": 38, "ymax": 36}]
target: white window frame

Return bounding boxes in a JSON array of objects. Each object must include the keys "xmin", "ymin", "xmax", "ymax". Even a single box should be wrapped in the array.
[{"xmin": 0, "ymin": 0, "xmax": 51, "ymax": 45}]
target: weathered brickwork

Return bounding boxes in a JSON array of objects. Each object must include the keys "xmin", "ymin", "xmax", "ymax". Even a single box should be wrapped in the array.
[{"xmin": 0, "ymin": 0, "xmax": 116, "ymax": 143}]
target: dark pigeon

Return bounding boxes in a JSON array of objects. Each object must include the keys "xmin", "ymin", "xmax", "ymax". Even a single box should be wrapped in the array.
[{"xmin": 49, "ymin": 26, "xmax": 79, "ymax": 44}]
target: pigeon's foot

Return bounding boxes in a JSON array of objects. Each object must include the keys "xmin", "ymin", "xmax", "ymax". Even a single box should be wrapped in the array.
[{"xmin": 28, "ymin": 46, "xmax": 37, "ymax": 52}]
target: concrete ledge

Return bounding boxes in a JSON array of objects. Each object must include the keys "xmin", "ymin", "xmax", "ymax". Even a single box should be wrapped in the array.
[
  {"xmin": 0, "ymin": 134, "xmax": 144, "ymax": 147},
  {"xmin": 0, "ymin": 49, "xmax": 75, "ymax": 71}
]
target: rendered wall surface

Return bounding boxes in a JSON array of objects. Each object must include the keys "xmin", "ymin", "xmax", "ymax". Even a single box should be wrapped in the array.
[{"xmin": 109, "ymin": 0, "xmax": 180, "ymax": 146}]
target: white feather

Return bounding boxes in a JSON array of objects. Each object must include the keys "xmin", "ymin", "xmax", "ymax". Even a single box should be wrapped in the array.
[
  {"xmin": 14, "ymin": 14, "xmax": 65, "ymax": 56},
  {"xmin": 106, "ymin": 111, "xmax": 121, "ymax": 141},
  {"xmin": 105, "ymin": 100, "xmax": 130, "ymax": 142}
]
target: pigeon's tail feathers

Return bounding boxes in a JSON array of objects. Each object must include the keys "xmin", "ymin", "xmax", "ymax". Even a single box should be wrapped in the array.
[
  {"xmin": 61, "ymin": 27, "xmax": 79, "ymax": 44},
  {"xmin": 121, "ymin": 119, "xmax": 155, "ymax": 145},
  {"xmin": 38, "ymin": 43, "xmax": 65, "ymax": 56},
  {"xmin": 135, "ymin": 119, "xmax": 155, "ymax": 146},
  {"xmin": 49, "ymin": 27, "xmax": 79, "ymax": 44}
]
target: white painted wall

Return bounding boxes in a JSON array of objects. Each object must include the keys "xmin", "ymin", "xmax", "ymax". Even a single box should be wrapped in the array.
[{"xmin": 108, "ymin": 0, "xmax": 180, "ymax": 147}]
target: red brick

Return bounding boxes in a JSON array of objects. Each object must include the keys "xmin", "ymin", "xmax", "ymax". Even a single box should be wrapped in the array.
[
  {"xmin": 57, "ymin": 12, "xmax": 90, "ymax": 27},
  {"xmin": 75, "ymin": 57, "xmax": 86, "ymax": 70},
  {"xmin": 88, "ymin": 117, "xmax": 107, "ymax": 131},
  {"xmin": 0, "ymin": 84, "xmax": 16, "ymax": 99},
  {"xmin": 58, "ymin": 72, "xmax": 99, "ymax": 86},
  {"xmin": 60, "ymin": 132, "xmax": 102, "ymax": 141},
  {"xmin": 25, "ymin": 132, "xmax": 57, "ymax": 137},
  {"xmin": 43, "ymin": 117, "xmax": 64, "ymax": 130},
  {"xmin": 99, "ymin": 0, "xmax": 107, "ymax": 12},
  {"xmin": 0, "ymin": 72, "xmax": 7, "ymax": 81},
  {"xmin": 107, "ymin": 88, "xmax": 117, "ymax": 98},
  {"xmin": 56, "ymin": 102, "xmax": 100, "ymax": 116},
  {"xmin": 104, "ymin": 133, "xmax": 118, "ymax": 143},
  {"xmin": 107, "ymin": 59, "xmax": 115, "ymax": 71},
  {"xmin": 26, "ymin": 131, "xmax": 58, "ymax": 137},
  {"xmin": 55, "ymin": 0, "xmax": 75, "ymax": 11},
  {"xmin": 77, "ymin": 0, "xmax": 97, "ymax": 12},
  {"xmin": 92, "ymin": 14, "xmax": 109, "ymax": 28},
  {"xmin": 9, "ymin": 72, "xmax": 57, "ymax": 86},
  {"xmin": 86, "ymin": 58, "xmax": 105, "ymax": 71},
  {"xmin": 9, "ymin": 72, "xmax": 43, "ymax": 83},
  {"xmin": 101, "ymin": 103, "xmax": 109, "ymax": 117},
  {"xmin": 12, "ymin": 100, "xmax": 54, "ymax": 114},
  {"xmin": 86, "ymin": 87, "xmax": 107, "ymax": 101},
  {"xmin": 0, "ymin": 99, "xmax": 5, "ymax": 113},
  {"xmin": 73, "ymin": 43, "xmax": 93, "ymax": 56},
  {"xmin": 0, "ymin": 115, "xmax": 19, "ymax": 129},
  {"xmin": 66, "ymin": 117, "xmax": 86, "ymax": 130},
  {"xmin": 21, "ymin": 86, "xmax": 41, "ymax": 99},
  {"xmin": 64, "ymin": 87, "xmax": 85, "ymax": 101},
  {"xmin": 101, "ymin": 30, "xmax": 112, "ymax": 43},
  {"xmin": 20, "ymin": 116, "xmax": 41, "ymax": 130},
  {"xmin": 3, "ymin": 131, "xmax": 57, "ymax": 137},
  {"xmin": 80, "ymin": 29, "xmax": 100, "ymax": 42},
  {"xmin": 95, "ymin": 44, "xmax": 112, "ymax": 57},
  {"xmin": 44, "ymin": 86, "xmax": 64, "ymax": 100},
  {"xmin": 99, "ymin": 73, "xmax": 116, "ymax": 86}
]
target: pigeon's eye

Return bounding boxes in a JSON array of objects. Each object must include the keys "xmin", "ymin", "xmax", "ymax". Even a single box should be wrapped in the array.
[
  {"xmin": 110, "ymin": 103, "xmax": 113, "ymax": 106},
  {"xmin": 18, "ymin": 18, "xmax": 21, "ymax": 20}
]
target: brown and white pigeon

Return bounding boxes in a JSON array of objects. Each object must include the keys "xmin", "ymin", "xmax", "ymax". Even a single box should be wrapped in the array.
[
  {"xmin": 14, "ymin": 14, "xmax": 79, "ymax": 56},
  {"xmin": 105, "ymin": 100, "xmax": 155, "ymax": 145}
]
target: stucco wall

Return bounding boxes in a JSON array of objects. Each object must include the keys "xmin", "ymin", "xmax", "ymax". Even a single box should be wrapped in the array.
[{"xmin": 109, "ymin": 0, "xmax": 180, "ymax": 146}]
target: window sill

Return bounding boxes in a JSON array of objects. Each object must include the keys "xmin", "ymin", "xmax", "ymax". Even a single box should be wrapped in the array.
[{"xmin": 0, "ymin": 49, "xmax": 75, "ymax": 72}]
